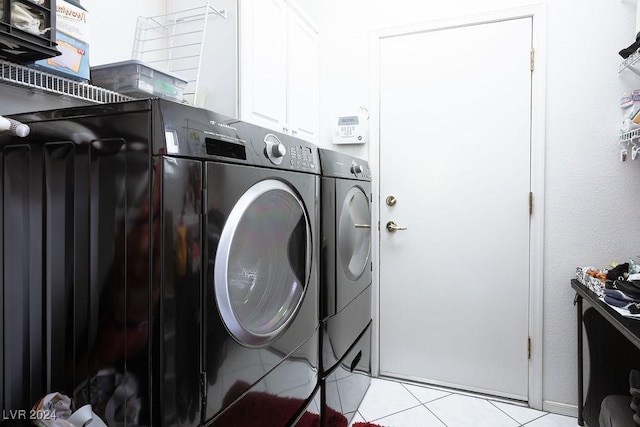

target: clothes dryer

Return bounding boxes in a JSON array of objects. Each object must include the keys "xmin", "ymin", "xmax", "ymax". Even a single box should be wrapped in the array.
[
  {"xmin": 0, "ymin": 99, "xmax": 320, "ymax": 427},
  {"xmin": 318, "ymin": 148, "xmax": 372, "ymax": 424}
]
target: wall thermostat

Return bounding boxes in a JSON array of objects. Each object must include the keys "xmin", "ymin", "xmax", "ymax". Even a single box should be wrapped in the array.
[{"xmin": 332, "ymin": 113, "xmax": 369, "ymax": 145}]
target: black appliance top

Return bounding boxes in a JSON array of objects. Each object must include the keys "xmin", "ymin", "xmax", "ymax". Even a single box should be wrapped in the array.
[
  {"xmin": 3, "ymin": 98, "xmax": 320, "ymax": 175},
  {"xmin": 318, "ymin": 148, "xmax": 371, "ymax": 181}
]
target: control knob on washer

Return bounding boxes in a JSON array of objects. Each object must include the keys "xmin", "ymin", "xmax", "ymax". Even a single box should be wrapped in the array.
[
  {"xmin": 264, "ymin": 133, "xmax": 287, "ymax": 165},
  {"xmin": 271, "ymin": 143, "xmax": 286, "ymax": 158},
  {"xmin": 351, "ymin": 163, "xmax": 363, "ymax": 175}
]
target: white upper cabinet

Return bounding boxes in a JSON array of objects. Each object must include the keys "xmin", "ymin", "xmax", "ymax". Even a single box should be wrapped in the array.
[
  {"xmin": 286, "ymin": 7, "xmax": 319, "ymax": 142},
  {"xmin": 239, "ymin": 0, "xmax": 319, "ymax": 142}
]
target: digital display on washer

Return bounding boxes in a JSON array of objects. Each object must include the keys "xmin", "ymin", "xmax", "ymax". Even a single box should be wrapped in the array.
[{"xmin": 205, "ymin": 137, "xmax": 247, "ymax": 159}]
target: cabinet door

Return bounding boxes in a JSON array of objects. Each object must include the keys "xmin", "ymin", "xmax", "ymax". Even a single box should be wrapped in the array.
[
  {"xmin": 239, "ymin": 0, "xmax": 288, "ymax": 131},
  {"xmin": 286, "ymin": 7, "xmax": 319, "ymax": 142}
]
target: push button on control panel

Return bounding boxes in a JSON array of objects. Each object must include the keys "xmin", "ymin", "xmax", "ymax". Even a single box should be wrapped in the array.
[{"xmin": 288, "ymin": 145, "xmax": 316, "ymax": 172}]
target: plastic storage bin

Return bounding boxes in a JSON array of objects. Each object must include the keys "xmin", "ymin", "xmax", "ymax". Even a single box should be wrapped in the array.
[{"xmin": 90, "ymin": 59, "xmax": 188, "ymax": 102}]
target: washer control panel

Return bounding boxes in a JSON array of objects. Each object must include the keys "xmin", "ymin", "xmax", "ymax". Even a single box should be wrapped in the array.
[
  {"xmin": 318, "ymin": 148, "xmax": 371, "ymax": 181},
  {"xmin": 289, "ymin": 145, "xmax": 317, "ymax": 172},
  {"xmin": 350, "ymin": 160, "xmax": 371, "ymax": 180},
  {"xmin": 263, "ymin": 133, "xmax": 318, "ymax": 173}
]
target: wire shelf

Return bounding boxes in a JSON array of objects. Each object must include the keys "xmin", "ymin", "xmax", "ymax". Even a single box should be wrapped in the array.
[
  {"xmin": 132, "ymin": 2, "xmax": 227, "ymax": 105},
  {"xmin": 619, "ymin": 128, "xmax": 640, "ymax": 144},
  {"xmin": 0, "ymin": 59, "xmax": 133, "ymax": 103},
  {"xmin": 619, "ymin": 49, "xmax": 640, "ymax": 75}
]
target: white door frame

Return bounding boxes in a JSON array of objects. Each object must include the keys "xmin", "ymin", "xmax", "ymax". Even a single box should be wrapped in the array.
[{"xmin": 369, "ymin": 4, "xmax": 547, "ymax": 410}]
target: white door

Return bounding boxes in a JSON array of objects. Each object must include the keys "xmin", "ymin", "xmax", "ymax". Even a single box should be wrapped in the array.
[
  {"xmin": 379, "ymin": 17, "xmax": 533, "ymax": 400},
  {"xmin": 239, "ymin": 0, "xmax": 288, "ymax": 131}
]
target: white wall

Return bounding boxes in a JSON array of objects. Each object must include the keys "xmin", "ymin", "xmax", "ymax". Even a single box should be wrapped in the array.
[
  {"xmin": 544, "ymin": 0, "xmax": 640, "ymax": 413},
  {"xmin": 315, "ymin": 0, "xmax": 640, "ymax": 414},
  {"xmin": 82, "ymin": 0, "xmax": 167, "ymax": 65},
  {"xmin": 166, "ymin": 0, "xmax": 238, "ymax": 117}
]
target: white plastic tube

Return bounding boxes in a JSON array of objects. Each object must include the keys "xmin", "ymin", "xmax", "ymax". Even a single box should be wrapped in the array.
[{"xmin": 0, "ymin": 116, "xmax": 30, "ymax": 137}]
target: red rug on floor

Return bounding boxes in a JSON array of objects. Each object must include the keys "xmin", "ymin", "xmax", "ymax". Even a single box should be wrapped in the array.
[{"xmin": 211, "ymin": 381, "xmax": 384, "ymax": 426}]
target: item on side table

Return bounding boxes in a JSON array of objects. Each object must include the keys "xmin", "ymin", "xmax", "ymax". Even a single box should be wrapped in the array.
[
  {"xmin": 604, "ymin": 288, "xmax": 639, "ymax": 308},
  {"xmin": 608, "ymin": 263, "xmax": 630, "ymax": 281},
  {"xmin": 630, "ymin": 259, "xmax": 640, "ymax": 275},
  {"xmin": 614, "ymin": 280, "xmax": 640, "ymax": 300},
  {"xmin": 576, "ymin": 266, "xmax": 606, "ymax": 297},
  {"xmin": 620, "ymin": 31, "xmax": 640, "ymax": 59}
]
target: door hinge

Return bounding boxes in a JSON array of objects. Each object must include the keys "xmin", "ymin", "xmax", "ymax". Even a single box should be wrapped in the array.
[
  {"xmin": 530, "ymin": 48, "xmax": 535, "ymax": 72},
  {"xmin": 377, "ymin": 221, "xmax": 380, "ymax": 231},
  {"xmin": 529, "ymin": 192, "xmax": 533, "ymax": 215},
  {"xmin": 528, "ymin": 337, "xmax": 531, "ymax": 359}
]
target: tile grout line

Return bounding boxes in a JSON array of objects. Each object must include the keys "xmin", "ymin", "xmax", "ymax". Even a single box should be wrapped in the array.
[
  {"xmin": 400, "ymin": 382, "xmax": 453, "ymax": 404},
  {"xmin": 420, "ymin": 402, "xmax": 449, "ymax": 427},
  {"xmin": 368, "ymin": 403, "xmax": 426, "ymax": 423},
  {"xmin": 486, "ymin": 399, "xmax": 550, "ymax": 426},
  {"xmin": 360, "ymin": 380, "xmax": 424, "ymax": 422},
  {"xmin": 399, "ymin": 382, "xmax": 450, "ymax": 426},
  {"xmin": 487, "ymin": 399, "xmax": 528, "ymax": 426},
  {"xmin": 521, "ymin": 413, "xmax": 550, "ymax": 426}
]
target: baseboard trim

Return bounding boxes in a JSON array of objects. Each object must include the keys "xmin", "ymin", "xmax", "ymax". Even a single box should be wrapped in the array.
[{"xmin": 542, "ymin": 400, "xmax": 578, "ymax": 418}]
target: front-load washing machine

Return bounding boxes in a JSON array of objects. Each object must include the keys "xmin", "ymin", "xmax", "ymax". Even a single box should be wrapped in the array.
[
  {"xmin": 202, "ymin": 114, "xmax": 320, "ymax": 426},
  {"xmin": 0, "ymin": 99, "xmax": 319, "ymax": 427},
  {"xmin": 318, "ymin": 148, "xmax": 372, "ymax": 424}
]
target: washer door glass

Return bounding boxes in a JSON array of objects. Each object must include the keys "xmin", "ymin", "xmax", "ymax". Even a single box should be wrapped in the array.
[
  {"xmin": 338, "ymin": 187, "xmax": 371, "ymax": 280},
  {"xmin": 215, "ymin": 180, "xmax": 311, "ymax": 347}
]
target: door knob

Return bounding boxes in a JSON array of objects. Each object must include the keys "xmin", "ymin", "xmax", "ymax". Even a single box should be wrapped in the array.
[
  {"xmin": 386, "ymin": 221, "xmax": 407, "ymax": 232},
  {"xmin": 386, "ymin": 195, "xmax": 397, "ymax": 206}
]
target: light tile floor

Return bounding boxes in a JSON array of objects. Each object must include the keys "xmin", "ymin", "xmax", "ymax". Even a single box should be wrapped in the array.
[{"xmin": 350, "ymin": 378, "xmax": 579, "ymax": 427}]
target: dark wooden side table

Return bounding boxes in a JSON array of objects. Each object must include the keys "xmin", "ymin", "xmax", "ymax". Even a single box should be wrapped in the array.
[{"xmin": 572, "ymin": 279, "xmax": 640, "ymax": 427}]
